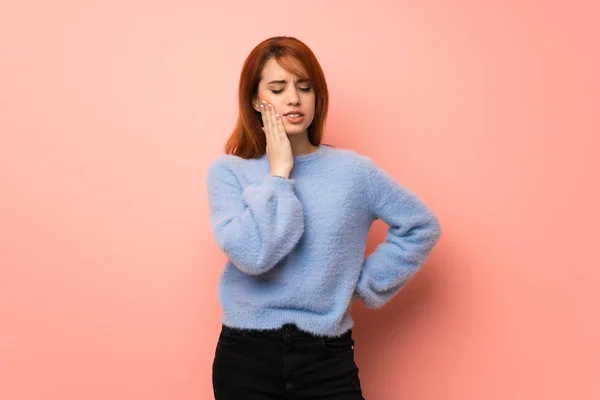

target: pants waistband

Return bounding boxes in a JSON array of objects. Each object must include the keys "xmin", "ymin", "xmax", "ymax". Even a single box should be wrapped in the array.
[{"xmin": 222, "ymin": 323, "xmax": 352, "ymax": 340}]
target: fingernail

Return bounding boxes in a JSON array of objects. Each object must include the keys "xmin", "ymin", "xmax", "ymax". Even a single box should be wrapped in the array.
[{"xmin": 275, "ymin": 114, "xmax": 279, "ymax": 117}]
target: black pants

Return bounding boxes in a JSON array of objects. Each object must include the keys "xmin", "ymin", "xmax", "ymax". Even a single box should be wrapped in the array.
[{"xmin": 212, "ymin": 323, "xmax": 365, "ymax": 399}]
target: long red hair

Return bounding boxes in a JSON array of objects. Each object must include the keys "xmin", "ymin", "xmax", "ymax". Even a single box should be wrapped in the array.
[{"xmin": 225, "ymin": 36, "xmax": 329, "ymax": 159}]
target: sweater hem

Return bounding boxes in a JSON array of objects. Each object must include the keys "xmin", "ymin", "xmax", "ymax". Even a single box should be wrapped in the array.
[{"xmin": 221, "ymin": 311, "xmax": 355, "ymax": 337}]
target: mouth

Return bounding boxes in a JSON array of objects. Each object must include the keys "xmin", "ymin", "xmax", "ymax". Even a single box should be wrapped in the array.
[{"xmin": 283, "ymin": 113, "xmax": 305, "ymax": 124}]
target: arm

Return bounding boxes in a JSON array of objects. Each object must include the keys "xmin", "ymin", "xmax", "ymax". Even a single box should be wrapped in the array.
[
  {"xmin": 206, "ymin": 160, "xmax": 305, "ymax": 275},
  {"xmin": 355, "ymin": 158, "xmax": 442, "ymax": 309}
]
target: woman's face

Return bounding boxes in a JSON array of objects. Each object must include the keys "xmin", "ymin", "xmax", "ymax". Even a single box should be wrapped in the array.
[{"xmin": 253, "ymin": 58, "xmax": 316, "ymax": 136}]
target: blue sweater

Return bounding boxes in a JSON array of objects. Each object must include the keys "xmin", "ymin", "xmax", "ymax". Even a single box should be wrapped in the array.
[{"xmin": 206, "ymin": 144, "xmax": 441, "ymax": 336}]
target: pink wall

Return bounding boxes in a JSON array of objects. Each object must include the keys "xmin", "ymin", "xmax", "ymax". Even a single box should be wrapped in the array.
[{"xmin": 1, "ymin": 1, "xmax": 598, "ymax": 399}]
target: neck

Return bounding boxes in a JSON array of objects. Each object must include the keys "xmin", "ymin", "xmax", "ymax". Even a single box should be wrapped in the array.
[{"xmin": 288, "ymin": 132, "xmax": 318, "ymax": 156}]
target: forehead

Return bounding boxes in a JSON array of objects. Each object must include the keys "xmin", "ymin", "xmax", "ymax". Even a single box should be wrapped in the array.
[{"xmin": 260, "ymin": 57, "xmax": 308, "ymax": 81}]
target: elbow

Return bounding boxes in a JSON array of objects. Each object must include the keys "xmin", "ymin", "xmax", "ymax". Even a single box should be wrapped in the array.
[
  {"xmin": 407, "ymin": 214, "xmax": 442, "ymax": 254},
  {"xmin": 226, "ymin": 248, "xmax": 278, "ymax": 276},
  {"xmin": 233, "ymin": 259, "xmax": 275, "ymax": 276},
  {"xmin": 429, "ymin": 215, "xmax": 442, "ymax": 243},
  {"xmin": 215, "ymin": 226, "xmax": 276, "ymax": 276}
]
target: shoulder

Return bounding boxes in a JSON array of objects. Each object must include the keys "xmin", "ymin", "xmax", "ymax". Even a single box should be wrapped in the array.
[
  {"xmin": 205, "ymin": 154, "xmax": 267, "ymax": 191},
  {"xmin": 207, "ymin": 153, "xmax": 264, "ymax": 177},
  {"xmin": 207, "ymin": 154, "xmax": 239, "ymax": 171},
  {"xmin": 322, "ymin": 145, "xmax": 377, "ymax": 173}
]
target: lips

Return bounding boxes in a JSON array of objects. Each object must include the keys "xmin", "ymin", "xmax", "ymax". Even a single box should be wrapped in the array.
[
  {"xmin": 284, "ymin": 111, "xmax": 304, "ymax": 116},
  {"xmin": 284, "ymin": 113, "xmax": 305, "ymax": 124}
]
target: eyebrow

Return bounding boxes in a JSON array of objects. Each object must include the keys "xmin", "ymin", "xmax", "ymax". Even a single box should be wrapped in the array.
[{"xmin": 267, "ymin": 79, "xmax": 310, "ymax": 84}]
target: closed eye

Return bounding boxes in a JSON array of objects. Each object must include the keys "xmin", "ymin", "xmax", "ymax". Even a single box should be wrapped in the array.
[{"xmin": 270, "ymin": 87, "xmax": 312, "ymax": 94}]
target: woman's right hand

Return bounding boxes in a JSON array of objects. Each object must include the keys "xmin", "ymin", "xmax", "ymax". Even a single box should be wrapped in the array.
[{"xmin": 260, "ymin": 101, "xmax": 294, "ymax": 178}]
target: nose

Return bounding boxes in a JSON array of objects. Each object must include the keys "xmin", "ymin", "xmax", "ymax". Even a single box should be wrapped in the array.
[{"xmin": 286, "ymin": 88, "xmax": 300, "ymax": 106}]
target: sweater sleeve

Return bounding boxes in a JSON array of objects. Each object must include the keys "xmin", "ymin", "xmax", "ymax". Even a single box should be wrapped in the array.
[
  {"xmin": 205, "ymin": 159, "xmax": 305, "ymax": 275},
  {"xmin": 355, "ymin": 158, "xmax": 442, "ymax": 309}
]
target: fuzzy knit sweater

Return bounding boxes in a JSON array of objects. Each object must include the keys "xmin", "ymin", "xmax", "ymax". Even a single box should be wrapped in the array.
[{"xmin": 205, "ymin": 144, "xmax": 442, "ymax": 336}]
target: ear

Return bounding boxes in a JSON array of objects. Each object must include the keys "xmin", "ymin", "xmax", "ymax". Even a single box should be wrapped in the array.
[{"xmin": 251, "ymin": 95, "xmax": 261, "ymax": 112}]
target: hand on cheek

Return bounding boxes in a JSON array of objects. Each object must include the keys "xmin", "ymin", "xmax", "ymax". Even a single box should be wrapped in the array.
[{"xmin": 259, "ymin": 100, "xmax": 293, "ymax": 177}]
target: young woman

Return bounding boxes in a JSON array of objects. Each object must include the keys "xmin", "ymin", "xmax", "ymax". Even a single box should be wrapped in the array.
[{"xmin": 206, "ymin": 36, "xmax": 442, "ymax": 399}]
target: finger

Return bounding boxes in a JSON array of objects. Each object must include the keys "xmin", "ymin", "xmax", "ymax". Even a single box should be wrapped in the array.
[
  {"xmin": 260, "ymin": 103, "xmax": 272, "ymax": 145},
  {"xmin": 275, "ymin": 113, "xmax": 286, "ymax": 137},
  {"xmin": 259, "ymin": 103, "xmax": 268, "ymax": 136},
  {"xmin": 267, "ymin": 103, "xmax": 276, "ymax": 141}
]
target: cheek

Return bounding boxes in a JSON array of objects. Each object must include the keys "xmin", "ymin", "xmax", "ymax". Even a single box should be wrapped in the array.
[
  {"xmin": 258, "ymin": 95, "xmax": 282, "ymax": 112},
  {"xmin": 305, "ymin": 94, "xmax": 316, "ymax": 110},
  {"xmin": 306, "ymin": 99, "xmax": 316, "ymax": 117},
  {"xmin": 256, "ymin": 89, "xmax": 272, "ymax": 104}
]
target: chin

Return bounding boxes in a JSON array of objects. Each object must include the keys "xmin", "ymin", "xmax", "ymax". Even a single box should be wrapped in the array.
[{"xmin": 284, "ymin": 126, "xmax": 307, "ymax": 135}]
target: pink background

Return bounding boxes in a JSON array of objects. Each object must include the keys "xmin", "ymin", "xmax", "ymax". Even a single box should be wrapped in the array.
[{"xmin": 1, "ymin": 0, "xmax": 599, "ymax": 399}]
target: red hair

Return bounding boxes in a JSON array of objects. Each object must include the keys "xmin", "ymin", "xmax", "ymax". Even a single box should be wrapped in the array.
[{"xmin": 225, "ymin": 36, "xmax": 329, "ymax": 159}]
